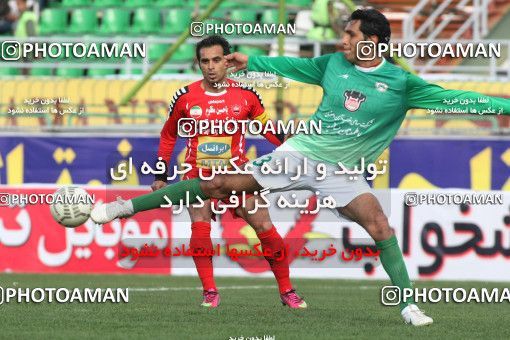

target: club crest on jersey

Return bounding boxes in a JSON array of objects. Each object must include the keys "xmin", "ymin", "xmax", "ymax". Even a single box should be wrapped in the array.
[
  {"xmin": 189, "ymin": 105, "xmax": 202, "ymax": 118},
  {"xmin": 343, "ymin": 90, "xmax": 366, "ymax": 112},
  {"xmin": 231, "ymin": 104, "xmax": 241, "ymax": 115}
]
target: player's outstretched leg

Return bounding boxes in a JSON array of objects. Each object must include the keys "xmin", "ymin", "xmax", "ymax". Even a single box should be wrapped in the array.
[
  {"xmin": 91, "ymin": 175, "xmax": 260, "ymax": 224},
  {"xmin": 90, "ymin": 196, "xmax": 136, "ymax": 224},
  {"xmin": 338, "ymin": 193, "xmax": 433, "ymax": 326},
  {"xmin": 236, "ymin": 200, "xmax": 307, "ymax": 309},
  {"xmin": 91, "ymin": 178, "xmax": 207, "ymax": 224}
]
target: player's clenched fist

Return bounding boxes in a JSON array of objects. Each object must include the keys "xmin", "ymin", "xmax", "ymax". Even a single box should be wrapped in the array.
[{"xmin": 151, "ymin": 180, "xmax": 167, "ymax": 192}]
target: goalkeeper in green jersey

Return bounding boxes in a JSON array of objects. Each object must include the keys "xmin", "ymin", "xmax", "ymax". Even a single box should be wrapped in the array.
[{"xmin": 92, "ymin": 9, "xmax": 510, "ymax": 326}]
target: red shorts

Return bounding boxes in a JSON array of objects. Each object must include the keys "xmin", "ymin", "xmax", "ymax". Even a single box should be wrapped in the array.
[{"xmin": 183, "ymin": 166, "xmax": 252, "ymax": 220}]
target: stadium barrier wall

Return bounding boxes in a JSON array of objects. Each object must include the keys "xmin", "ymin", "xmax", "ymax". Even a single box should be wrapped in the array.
[
  {"xmin": 0, "ymin": 136, "xmax": 509, "ymax": 280},
  {"xmin": 0, "ymin": 186, "xmax": 509, "ymax": 281},
  {"xmin": 0, "ymin": 136, "xmax": 508, "ymax": 190}
]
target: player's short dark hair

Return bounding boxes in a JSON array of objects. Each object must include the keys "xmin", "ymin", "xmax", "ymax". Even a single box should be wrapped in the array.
[
  {"xmin": 196, "ymin": 35, "xmax": 231, "ymax": 61},
  {"xmin": 349, "ymin": 9, "xmax": 391, "ymax": 45}
]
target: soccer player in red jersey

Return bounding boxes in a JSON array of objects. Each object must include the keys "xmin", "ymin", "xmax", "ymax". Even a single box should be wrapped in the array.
[{"xmin": 151, "ymin": 36, "xmax": 306, "ymax": 309}]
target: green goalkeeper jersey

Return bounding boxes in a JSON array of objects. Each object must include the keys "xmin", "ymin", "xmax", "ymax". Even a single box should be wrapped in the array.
[{"xmin": 248, "ymin": 53, "xmax": 510, "ymax": 167}]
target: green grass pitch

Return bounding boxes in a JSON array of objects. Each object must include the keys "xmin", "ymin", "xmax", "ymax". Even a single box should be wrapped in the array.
[{"xmin": 1, "ymin": 274, "xmax": 509, "ymax": 339}]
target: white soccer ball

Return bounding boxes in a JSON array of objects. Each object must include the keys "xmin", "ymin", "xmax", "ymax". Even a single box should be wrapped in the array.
[{"xmin": 50, "ymin": 186, "xmax": 93, "ymax": 228}]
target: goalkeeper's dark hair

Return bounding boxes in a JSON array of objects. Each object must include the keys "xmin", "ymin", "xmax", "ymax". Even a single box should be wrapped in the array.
[
  {"xmin": 196, "ymin": 35, "xmax": 231, "ymax": 61},
  {"xmin": 349, "ymin": 9, "xmax": 391, "ymax": 46}
]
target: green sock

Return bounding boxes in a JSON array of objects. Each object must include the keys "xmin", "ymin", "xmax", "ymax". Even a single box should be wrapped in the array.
[
  {"xmin": 131, "ymin": 178, "xmax": 208, "ymax": 213},
  {"xmin": 376, "ymin": 235, "xmax": 414, "ymax": 310}
]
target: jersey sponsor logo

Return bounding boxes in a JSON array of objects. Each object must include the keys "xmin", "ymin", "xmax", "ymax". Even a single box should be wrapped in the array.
[
  {"xmin": 197, "ymin": 142, "xmax": 231, "ymax": 156},
  {"xmin": 216, "ymin": 106, "xmax": 228, "ymax": 115},
  {"xmin": 343, "ymin": 90, "xmax": 366, "ymax": 112},
  {"xmin": 205, "ymin": 105, "xmax": 216, "ymax": 116},
  {"xmin": 196, "ymin": 136, "xmax": 233, "ymax": 168},
  {"xmin": 208, "ymin": 99, "xmax": 225, "ymax": 104},
  {"xmin": 375, "ymin": 82, "xmax": 388, "ymax": 92},
  {"xmin": 199, "ymin": 159, "xmax": 229, "ymax": 168},
  {"xmin": 189, "ymin": 105, "xmax": 202, "ymax": 118}
]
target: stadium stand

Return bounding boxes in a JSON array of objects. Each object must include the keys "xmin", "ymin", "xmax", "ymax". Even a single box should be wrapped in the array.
[
  {"xmin": 4, "ymin": 0, "xmax": 502, "ymax": 77},
  {"xmin": 0, "ymin": 0, "xmax": 509, "ymax": 135}
]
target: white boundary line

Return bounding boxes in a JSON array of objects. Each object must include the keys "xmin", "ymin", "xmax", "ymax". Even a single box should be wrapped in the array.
[
  {"xmin": 128, "ymin": 285, "xmax": 275, "ymax": 292},
  {"xmin": 127, "ymin": 285, "xmax": 378, "ymax": 292}
]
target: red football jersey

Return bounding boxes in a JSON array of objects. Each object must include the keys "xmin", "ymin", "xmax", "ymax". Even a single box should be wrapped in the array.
[{"xmin": 157, "ymin": 79, "xmax": 281, "ymax": 178}]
